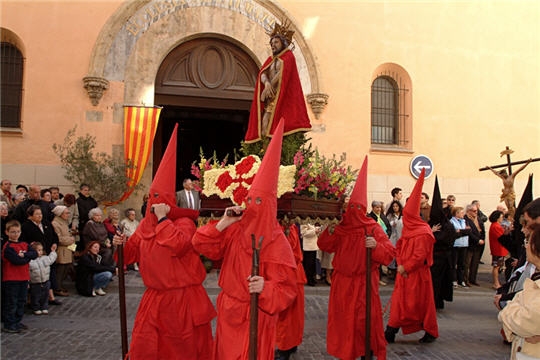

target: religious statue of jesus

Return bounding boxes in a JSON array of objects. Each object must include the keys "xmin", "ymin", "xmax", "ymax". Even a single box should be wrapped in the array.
[{"xmin": 486, "ymin": 158, "xmax": 532, "ymax": 220}]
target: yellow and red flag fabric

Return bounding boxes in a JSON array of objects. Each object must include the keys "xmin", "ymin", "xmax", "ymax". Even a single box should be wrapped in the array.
[
  {"xmin": 106, "ymin": 105, "xmax": 161, "ymax": 205},
  {"xmin": 122, "ymin": 105, "xmax": 161, "ymax": 201}
]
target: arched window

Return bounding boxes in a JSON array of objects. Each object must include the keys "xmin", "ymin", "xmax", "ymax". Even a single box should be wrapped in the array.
[
  {"xmin": 1, "ymin": 42, "xmax": 24, "ymax": 129},
  {"xmin": 371, "ymin": 76, "xmax": 398, "ymax": 145},
  {"xmin": 370, "ymin": 64, "xmax": 412, "ymax": 151}
]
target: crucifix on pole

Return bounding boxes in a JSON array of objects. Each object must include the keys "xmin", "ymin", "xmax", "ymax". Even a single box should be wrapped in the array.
[{"xmin": 478, "ymin": 146, "xmax": 539, "ymax": 220}]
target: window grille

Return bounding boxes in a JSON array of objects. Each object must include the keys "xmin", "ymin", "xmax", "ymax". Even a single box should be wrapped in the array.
[
  {"xmin": 1, "ymin": 42, "xmax": 24, "ymax": 129},
  {"xmin": 371, "ymin": 75, "xmax": 409, "ymax": 146}
]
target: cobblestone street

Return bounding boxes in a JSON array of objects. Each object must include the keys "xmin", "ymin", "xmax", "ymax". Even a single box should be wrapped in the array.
[{"xmin": 2, "ymin": 265, "xmax": 510, "ymax": 359}]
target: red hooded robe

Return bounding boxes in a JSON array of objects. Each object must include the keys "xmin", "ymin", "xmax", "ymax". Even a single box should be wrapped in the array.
[
  {"xmin": 120, "ymin": 124, "xmax": 216, "ymax": 360},
  {"xmin": 387, "ymin": 169, "xmax": 439, "ymax": 338},
  {"xmin": 276, "ymin": 223, "xmax": 306, "ymax": 351},
  {"xmin": 318, "ymin": 156, "xmax": 396, "ymax": 360},
  {"xmin": 193, "ymin": 118, "xmax": 297, "ymax": 360}
]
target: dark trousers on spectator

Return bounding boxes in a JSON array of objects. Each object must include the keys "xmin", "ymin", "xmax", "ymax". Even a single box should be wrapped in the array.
[
  {"xmin": 30, "ymin": 280, "xmax": 50, "ymax": 311},
  {"xmin": 303, "ymin": 250, "xmax": 317, "ymax": 286},
  {"xmin": 2, "ymin": 280, "xmax": 28, "ymax": 330}
]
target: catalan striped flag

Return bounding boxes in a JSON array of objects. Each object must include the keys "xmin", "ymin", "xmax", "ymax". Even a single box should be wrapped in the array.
[{"xmin": 119, "ymin": 105, "xmax": 162, "ymax": 202}]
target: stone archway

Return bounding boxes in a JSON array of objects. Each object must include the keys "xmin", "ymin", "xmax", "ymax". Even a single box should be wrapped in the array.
[{"xmin": 84, "ymin": 0, "xmax": 327, "ymax": 113}]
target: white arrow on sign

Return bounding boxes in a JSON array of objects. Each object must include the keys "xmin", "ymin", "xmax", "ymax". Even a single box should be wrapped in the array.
[{"xmin": 413, "ymin": 161, "xmax": 431, "ymax": 174}]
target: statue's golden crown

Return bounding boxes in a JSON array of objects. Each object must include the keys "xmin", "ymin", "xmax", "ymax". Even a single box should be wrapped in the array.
[{"xmin": 268, "ymin": 20, "xmax": 294, "ymax": 44}]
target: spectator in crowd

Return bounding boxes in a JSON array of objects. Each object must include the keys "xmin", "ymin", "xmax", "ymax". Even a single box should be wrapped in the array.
[
  {"xmin": 103, "ymin": 207, "xmax": 124, "ymax": 240},
  {"xmin": 0, "ymin": 201, "xmax": 12, "ymax": 246},
  {"xmin": 76, "ymin": 241, "xmax": 115, "ymax": 297},
  {"xmin": 490, "ymin": 210, "xmax": 511, "ymax": 290},
  {"xmin": 276, "ymin": 220, "xmax": 306, "ymax": 360},
  {"xmin": 420, "ymin": 192, "xmax": 431, "ymax": 223},
  {"xmin": 13, "ymin": 185, "xmax": 53, "ymax": 224},
  {"xmin": 54, "ymin": 194, "xmax": 79, "ymax": 249},
  {"xmin": 15, "ymin": 184, "xmax": 28, "ymax": 195},
  {"xmin": 386, "ymin": 200, "xmax": 403, "ymax": 279},
  {"xmin": 1, "ymin": 220, "xmax": 38, "ymax": 333},
  {"xmin": 498, "ymin": 222, "xmax": 540, "ymax": 359},
  {"xmin": 12, "ymin": 192, "xmax": 26, "ymax": 209},
  {"xmin": 76, "ymin": 184, "xmax": 98, "ymax": 249},
  {"xmin": 464, "ymin": 203, "xmax": 485, "ymax": 286},
  {"xmin": 429, "ymin": 176, "xmax": 455, "ymax": 310},
  {"xmin": 120, "ymin": 208, "xmax": 140, "ymax": 271},
  {"xmin": 0, "ymin": 179, "xmax": 15, "ymax": 210},
  {"xmin": 49, "ymin": 186, "xmax": 63, "ymax": 202},
  {"xmin": 29, "ymin": 242, "xmax": 57, "ymax": 315},
  {"xmin": 385, "ymin": 187, "xmax": 403, "ymax": 212},
  {"xmin": 81, "ymin": 207, "xmax": 108, "ymax": 251},
  {"xmin": 320, "ymin": 250, "xmax": 334, "ymax": 285},
  {"xmin": 444, "ymin": 195, "xmax": 456, "ymax": 219},
  {"xmin": 120, "ymin": 208, "xmax": 139, "ymax": 238},
  {"xmin": 176, "ymin": 178, "xmax": 200, "ymax": 210},
  {"xmin": 319, "ymin": 156, "xmax": 395, "ymax": 360},
  {"xmin": 300, "ymin": 223, "xmax": 320, "ymax": 286},
  {"xmin": 19, "ymin": 204, "xmax": 62, "ymax": 306},
  {"xmin": 40, "ymin": 188, "xmax": 56, "ymax": 215},
  {"xmin": 51, "ymin": 205, "xmax": 75, "ymax": 296},
  {"xmin": 113, "ymin": 124, "xmax": 215, "ymax": 359},
  {"xmin": 140, "ymin": 193, "xmax": 149, "ymax": 218},
  {"xmin": 369, "ymin": 200, "xmax": 392, "ymax": 285},
  {"xmin": 450, "ymin": 206, "xmax": 471, "ymax": 288},
  {"xmin": 82, "ymin": 208, "xmax": 114, "ymax": 267},
  {"xmin": 385, "ymin": 169, "xmax": 439, "ymax": 344},
  {"xmin": 192, "ymin": 119, "xmax": 297, "ymax": 359}
]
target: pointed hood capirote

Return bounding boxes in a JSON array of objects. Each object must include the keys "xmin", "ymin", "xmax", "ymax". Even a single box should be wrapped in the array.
[
  {"xmin": 402, "ymin": 168, "xmax": 434, "ymax": 239},
  {"xmin": 240, "ymin": 117, "xmax": 285, "ymax": 246},
  {"xmin": 335, "ymin": 155, "xmax": 379, "ymax": 233},
  {"xmin": 428, "ymin": 175, "xmax": 447, "ymax": 228},
  {"xmin": 138, "ymin": 124, "xmax": 198, "ymax": 239}
]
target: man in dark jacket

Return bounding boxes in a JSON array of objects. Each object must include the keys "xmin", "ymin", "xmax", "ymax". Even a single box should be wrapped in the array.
[
  {"xmin": 76, "ymin": 184, "xmax": 98, "ymax": 250},
  {"xmin": 12, "ymin": 185, "xmax": 52, "ymax": 223},
  {"xmin": 464, "ymin": 203, "xmax": 485, "ymax": 286}
]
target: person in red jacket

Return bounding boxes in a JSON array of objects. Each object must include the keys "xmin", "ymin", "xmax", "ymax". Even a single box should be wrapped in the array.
[
  {"xmin": 276, "ymin": 220, "xmax": 306, "ymax": 360},
  {"xmin": 385, "ymin": 168, "xmax": 439, "ymax": 344},
  {"xmin": 193, "ymin": 118, "xmax": 297, "ymax": 360},
  {"xmin": 318, "ymin": 156, "xmax": 396, "ymax": 360},
  {"xmin": 2, "ymin": 220, "xmax": 38, "ymax": 333},
  {"xmin": 114, "ymin": 124, "xmax": 216, "ymax": 360}
]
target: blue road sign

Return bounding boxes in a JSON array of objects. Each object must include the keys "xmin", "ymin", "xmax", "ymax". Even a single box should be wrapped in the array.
[{"xmin": 410, "ymin": 155, "xmax": 434, "ymax": 179}]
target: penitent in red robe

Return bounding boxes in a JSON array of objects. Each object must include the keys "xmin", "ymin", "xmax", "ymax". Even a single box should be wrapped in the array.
[
  {"xmin": 276, "ymin": 224, "xmax": 306, "ymax": 351},
  {"xmin": 121, "ymin": 217, "xmax": 216, "ymax": 360},
  {"xmin": 387, "ymin": 232, "xmax": 439, "ymax": 338},
  {"xmin": 318, "ymin": 220, "xmax": 395, "ymax": 360},
  {"xmin": 192, "ymin": 220, "xmax": 297, "ymax": 360},
  {"xmin": 244, "ymin": 48, "xmax": 311, "ymax": 143}
]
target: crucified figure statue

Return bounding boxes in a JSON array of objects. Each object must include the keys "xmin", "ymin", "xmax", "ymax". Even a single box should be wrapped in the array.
[{"xmin": 486, "ymin": 158, "xmax": 532, "ymax": 220}]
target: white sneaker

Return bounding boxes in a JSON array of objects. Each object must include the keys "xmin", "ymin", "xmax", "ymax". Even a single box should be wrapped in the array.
[
  {"xmin": 92, "ymin": 290, "xmax": 96, "ymax": 297},
  {"xmin": 95, "ymin": 288, "xmax": 106, "ymax": 296},
  {"xmin": 452, "ymin": 281, "xmax": 458, "ymax": 289},
  {"xmin": 33, "ymin": 310, "xmax": 42, "ymax": 315},
  {"xmin": 41, "ymin": 309, "xmax": 49, "ymax": 315},
  {"xmin": 133, "ymin": 263, "xmax": 139, "ymax": 271}
]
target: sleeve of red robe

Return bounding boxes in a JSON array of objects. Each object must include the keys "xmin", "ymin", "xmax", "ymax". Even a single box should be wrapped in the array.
[{"xmin": 399, "ymin": 233, "xmax": 433, "ymax": 274}]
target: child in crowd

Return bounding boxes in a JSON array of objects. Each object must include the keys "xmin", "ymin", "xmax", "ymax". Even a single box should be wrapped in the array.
[
  {"xmin": 29, "ymin": 242, "xmax": 58, "ymax": 315},
  {"xmin": 1, "ymin": 220, "xmax": 38, "ymax": 333}
]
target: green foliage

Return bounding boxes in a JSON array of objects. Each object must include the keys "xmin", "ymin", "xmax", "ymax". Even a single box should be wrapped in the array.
[
  {"xmin": 240, "ymin": 132, "xmax": 309, "ymax": 165},
  {"xmin": 52, "ymin": 126, "xmax": 140, "ymax": 204}
]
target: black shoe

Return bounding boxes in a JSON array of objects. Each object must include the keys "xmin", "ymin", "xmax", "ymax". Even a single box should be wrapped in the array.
[
  {"xmin": 16, "ymin": 323, "xmax": 29, "ymax": 330},
  {"xmin": 419, "ymin": 332, "xmax": 437, "ymax": 343},
  {"xmin": 49, "ymin": 299, "xmax": 62, "ymax": 306},
  {"xmin": 385, "ymin": 326, "xmax": 398, "ymax": 343},
  {"xmin": 2, "ymin": 327, "xmax": 21, "ymax": 333}
]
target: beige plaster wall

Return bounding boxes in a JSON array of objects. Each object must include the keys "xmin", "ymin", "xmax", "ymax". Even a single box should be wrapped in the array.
[{"xmin": 1, "ymin": 0, "xmax": 539, "ymax": 221}]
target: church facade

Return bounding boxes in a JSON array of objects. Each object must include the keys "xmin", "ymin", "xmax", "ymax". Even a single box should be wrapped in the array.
[{"xmin": 1, "ymin": 0, "xmax": 538, "ymax": 213}]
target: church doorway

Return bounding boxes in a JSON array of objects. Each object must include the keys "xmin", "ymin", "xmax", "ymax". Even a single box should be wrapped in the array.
[{"xmin": 153, "ymin": 36, "xmax": 260, "ymax": 190}]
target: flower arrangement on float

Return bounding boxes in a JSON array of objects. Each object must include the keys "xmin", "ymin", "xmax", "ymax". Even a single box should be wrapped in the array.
[{"xmin": 191, "ymin": 146, "xmax": 357, "ymax": 211}]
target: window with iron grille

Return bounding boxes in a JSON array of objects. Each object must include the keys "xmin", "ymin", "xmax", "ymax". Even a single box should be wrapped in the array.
[
  {"xmin": 371, "ymin": 72, "xmax": 410, "ymax": 148},
  {"xmin": 1, "ymin": 42, "xmax": 24, "ymax": 129}
]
